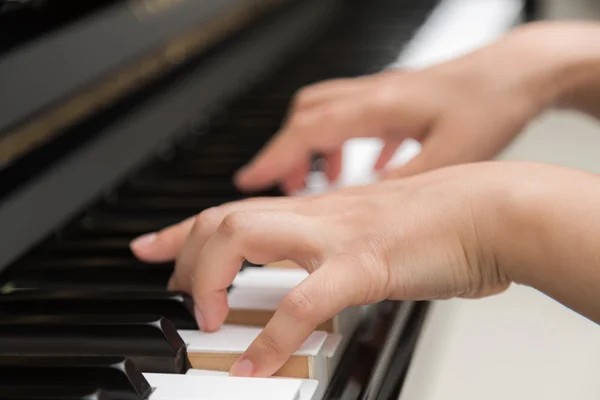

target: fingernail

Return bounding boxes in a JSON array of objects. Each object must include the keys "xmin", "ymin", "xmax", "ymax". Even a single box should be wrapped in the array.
[
  {"xmin": 194, "ymin": 306, "xmax": 206, "ymax": 331},
  {"xmin": 230, "ymin": 358, "xmax": 254, "ymax": 377},
  {"xmin": 130, "ymin": 233, "xmax": 157, "ymax": 248}
]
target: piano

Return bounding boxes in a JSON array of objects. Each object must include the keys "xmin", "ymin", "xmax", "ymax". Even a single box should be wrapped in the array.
[{"xmin": 0, "ymin": 1, "xmax": 543, "ymax": 399}]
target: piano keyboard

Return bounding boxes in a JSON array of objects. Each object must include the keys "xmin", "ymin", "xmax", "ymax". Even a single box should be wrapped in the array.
[
  {"xmin": 0, "ymin": 0, "xmax": 527, "ymax": 399},
  {"xmin": 0, "ymin": 0, "xmax": 437, "ymax": 399}
]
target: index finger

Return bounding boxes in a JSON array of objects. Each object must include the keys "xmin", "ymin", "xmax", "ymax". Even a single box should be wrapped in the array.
[
  {"xmin": 233, "ymin": 125, "xmax": 313, "ymax": 192},
  {"xmin": 229, "ymin": 257, "xmax": 366, "ymax": 378}
]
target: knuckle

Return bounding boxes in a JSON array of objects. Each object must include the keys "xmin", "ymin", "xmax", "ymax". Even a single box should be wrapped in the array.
[
  {"xmin": 217, "ymin": 211, "xmax": 250, "ymax": 238},
  {"xmin": 292, "ymin": 86, "xmax": 318, "ymax": 108},
  {"xmin": 191, "ymin": 207, "xmax": 221, "ymax": 234},
  {"xmin": 281, "ymin": 289, "xmax": 319, "ymax": 324},
  {"xmin": 287, "ymin": 110, "xmax": 314, "ymax": 131},
  {"xmin": 374, "ymin": 84, "xmax": 398, "ymax": 106}
]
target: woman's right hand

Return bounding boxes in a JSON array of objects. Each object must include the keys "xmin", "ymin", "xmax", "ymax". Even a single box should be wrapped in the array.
[{"xmin": 233, "ymin": 21, "xmax": 594, "ymax": 193}]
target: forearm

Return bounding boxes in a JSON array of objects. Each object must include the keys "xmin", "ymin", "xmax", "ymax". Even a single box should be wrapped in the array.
[
  {"xmin": 516, "ymin": 21, "xmax": 600, "ymax": 119},
  {"xmin": 498, "ymin": 163, "xmax": 600, "ymax": 323}
]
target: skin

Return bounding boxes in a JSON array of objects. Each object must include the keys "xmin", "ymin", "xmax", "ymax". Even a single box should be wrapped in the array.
[
  {"xmin": 231, "ymin": 21, "xmax": 600, "ymax": 192},
  {"xmin": 130, "ymin": 21, "xmax": 600, "ymax": 377}
]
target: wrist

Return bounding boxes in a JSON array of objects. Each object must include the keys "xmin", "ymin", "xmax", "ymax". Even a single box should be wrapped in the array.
[
  {"xmin": 493, "ymin": 162, "xmax": 600, "ymax": 321},
  {"xmin": 493, "ymin": 162, "xmax": 574, "ymax": 285},
  {"xmin": 510, "ymin": 22, "xmax": 600, "ymax": 112}
]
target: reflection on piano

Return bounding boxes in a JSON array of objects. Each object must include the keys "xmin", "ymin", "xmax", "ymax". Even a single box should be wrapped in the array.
[{"xmin": 0, "ymin": 0, "xmax": 524, "ymax": 399}]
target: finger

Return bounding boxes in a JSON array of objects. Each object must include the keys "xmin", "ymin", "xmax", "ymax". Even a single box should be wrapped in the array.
[
  {"xmin": 130, "ymin": 197, "xmax": 288, "ymax": 264},
  {"xmin": 233, "ymin": 126, "xmax": 310, "ymax": 192},
  {"xmin": 291, "ymin": 73, "xmax": 391, "ymax": 110},
  {"xmin": 291, "ymin": 79, "xmax": 367, "ymax": 109},
  {"xmin": 235, "ymin": 95, "xmax": 391, "ymax": 191},
  {"xmin": 325, "ymin": 148, "xmax": 343, "ymax": 183},
  {"xmin": 379, "ymin": 118, "xmax": 469, "ymax": 179},
  {"xmin": 280, "ymin": 156, "xmax": 312, "ymax": 194},
  {"xmin": 130, "ymin": 216, "xmax": 196, "ymax": 262},
  {"xmin": 167, "ymin": 197, "xmax": 300, "ymax": 292},
  {"xmin": 374, "ymin": 140, "xmax": 403, "ymax": 171},
  {"xmin": 229, "ymin": 257, "xmax": 369, "ymax": 378},
  {"xmin": 182, "ymin": 210, "xmax": 325, "ymax": 331}
]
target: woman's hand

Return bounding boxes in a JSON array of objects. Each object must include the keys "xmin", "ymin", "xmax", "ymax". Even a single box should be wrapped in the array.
[
  {"xmin": 132, "ymin": 161, "xmax": 529, "ymax": 377},
  {"xmin": 132, "ymin": 160, "xmax": 600, "ymax": 376},
  {"xmin": 232, "ymin": 21, "xmax": 600, "ymax": 193}
]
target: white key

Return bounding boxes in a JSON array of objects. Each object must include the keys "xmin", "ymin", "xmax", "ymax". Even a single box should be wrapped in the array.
[
  {"xmin": 233, "ymin": 266, "xmax": 309, "ymax": 290},
  {"xmin": 177, "ymin": 324, "xmax": 332, "ymax": 385},
  {"xmin": 294, "ymin": 138, "xmax": 422, "ymax": 197},
  {"xmin": 228, "ymin": 266, "xmax": 362, "ymax": 370},
  {"xmin": 183, "ymin": 369, "xmax": 321, "ymax": 400},
  {"xmin": 145, "ymin": 372, "xmax": 303, "ymax": 400},
  {"xmin": 389, "ymin": 0, "xmax": 523, "ymax": 70}
]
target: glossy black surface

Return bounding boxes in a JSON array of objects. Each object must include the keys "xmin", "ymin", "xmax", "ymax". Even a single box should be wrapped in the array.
[
  {"xmin": 322, "ymin": 301, "xmax": 400, "ymax": 400},
  {"xmin": 0, "ymin": 356, "xmax": 151, "ymax": 400},
  {"xmin": 375, "ymin": 302, "xmax": 430, "ymax": 400},
  {"xmin": 0, "ymin": 290, "xmax": 197, "ymax": 329},
  {"xmin": 6, "ymin": 257, "xmax": 174, "ymax": 291},
  {"xmin": 0, "ymin": 387, "xmax": 114, "ymax": 400},
  {"xmin": 320, "ymin": 301, "xmax": 430, "ymax": 400},
  {"xmin": 0, "ymin": 315, "xmax": 188, "ymax": 374}
]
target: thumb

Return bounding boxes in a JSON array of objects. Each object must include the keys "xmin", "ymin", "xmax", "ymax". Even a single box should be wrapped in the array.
[{"xmin": 229, "ymin": 256, "xmax": 372, "ymax": 378}]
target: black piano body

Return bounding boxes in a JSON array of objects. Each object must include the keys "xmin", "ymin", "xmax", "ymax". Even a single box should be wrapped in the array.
[{"xmin": 0, "ymin": 1, "xmax": 527, "ymax": 399}]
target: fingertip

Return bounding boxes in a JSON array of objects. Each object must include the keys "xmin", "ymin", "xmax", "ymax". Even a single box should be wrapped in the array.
[
  {"xmin": 130, "ymin": 232, "xmax": 157, "ymax": 247},
  {"xmin": 192, "ymin": 290, "xmax": 230, "ymax": 332},
  {"xmin": 229, "ymin": 357, "xmax": 254, "ymax": 377},
  {"xmin": 193, "ymin": 306, "xmax": 207, "ymax": 331},
  {"xmin": 233, "ymin": 165, "xmax": 252, "ymax": 188},
  {"xmin": 133, "ymin": 216, "xmax": 198, "ymax": 262},
  {"xmin": 130, "ymin": 233, "xmax": 158, "ymax": 258},
  {"xmin": 233, "ymin": 164, "xmax": 272, "ymax": 192}
]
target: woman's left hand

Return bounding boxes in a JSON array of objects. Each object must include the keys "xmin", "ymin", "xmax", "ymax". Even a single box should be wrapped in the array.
[{"xmin": 129, "ymin": 161, "xmax": 533, "ymax": 378}]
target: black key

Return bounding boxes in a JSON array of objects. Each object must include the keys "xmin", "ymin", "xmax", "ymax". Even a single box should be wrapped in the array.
[
  {"xmin": 0, "ymin": 315, "xmax": 188, "ymax": 374},
  {"xmin": 0, "ymin": 386, "xmax": 114, "ymax": 400},
  {"xmin": 185, "ymin": 142, "xmax": 266, "ymax": 157},
  {"xmin": 19, "ymin": 256, "xmax": 171, "ymax": 270},
  {"xmin": 35, "ymin": 237, "xmax": 134, "ymax": 258},
  {"xmin": 102, "ymin": 196, "xmax": 233, "ymax": 214},
  {"xmin": 167, "ymin": 155, "xmax": 248, "ymax": 170},
  {"xmin": 76, "ymin": 212, "xmax": 188, "ymax": 236},
  {"xmin": 126, "ymin": 176, "xmax": 244, "ymax": 196},
  {"xmin": 0, "ymin": 355, "xmax": 151, "ymax": 400},
  {"xmin": 4, "ymin": 276, "xmax": 169, "ymax": 292},
  {"xmin": 0, "ymin": 290, "xmax": 197, "ymax": 329},
  {"xmin": 124, "ymin": 175, "xmax": 283, "ymax": 198},
  {"xmin": 155, "ymin": 159, "xmax": 242, "ymax": 177},
  {"xmin": 8, "ymin": 257, "xmax": 172, "ymax": 291}
]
